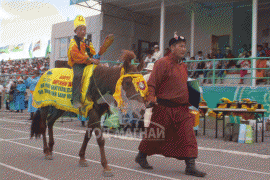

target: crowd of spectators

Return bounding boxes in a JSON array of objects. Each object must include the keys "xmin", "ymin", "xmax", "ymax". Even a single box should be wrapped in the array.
[
  {"xmin": 140, "ymin": 42, "xmax": 269, "ymax": 85},
  {"xmin": 1, "ymin": 57, "xmax": 50, "ymax": 77},
  {"xmin": 185, "ymin": 43, "xmax": 270, "ymax": 85},
  {"xmin": 0, "ymin": 57, "xmax": 50, "ymax": 112}
]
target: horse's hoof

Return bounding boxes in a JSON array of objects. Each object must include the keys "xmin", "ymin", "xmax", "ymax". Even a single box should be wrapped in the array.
[
  {"xmin": 102, "ymin": 169, "xmax": 113, "ymax": 177},
  {"xmin": 45, "ymin": 155, "xmax": 53, "ymax": 160},
  {"xmin": 79, "ymin": 160, "xmax": 88, "ymax": 167}
]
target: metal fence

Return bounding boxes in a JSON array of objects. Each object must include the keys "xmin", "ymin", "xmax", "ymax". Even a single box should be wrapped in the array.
[
  {"xmin": 1, "ymin": 57, "xmax": 269, "ymax": 86},
  {"xmin": 1, "ymin": 58, "xmax": 269, "ymax": 124},
  {"xmin": 184, "ymin": 56, "xmax": 270, "ymax": 86}
]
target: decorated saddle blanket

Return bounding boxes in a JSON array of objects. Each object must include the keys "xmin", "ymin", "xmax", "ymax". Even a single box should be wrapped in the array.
[{"xmin": 33, "ymin": 65, "xmax": 97, "ymax": 118}]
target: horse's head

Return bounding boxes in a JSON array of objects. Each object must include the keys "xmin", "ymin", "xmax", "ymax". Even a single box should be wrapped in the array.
[{"xmin": 113, "ymin": 50, "xmax": 146, "ymax": 119}]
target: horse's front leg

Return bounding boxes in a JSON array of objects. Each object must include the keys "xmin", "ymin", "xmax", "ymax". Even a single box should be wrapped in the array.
[
  {"xmin": 78, "ymin": 127, "xmax": 93, "ymax": 167},
  {"xmin": 95, "ymin": 129, "xmax": 113, "ymax": 177}
]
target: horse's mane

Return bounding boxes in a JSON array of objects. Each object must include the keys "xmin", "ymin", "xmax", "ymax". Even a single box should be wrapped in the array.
[{"xmin": 121, "ymin": 50, "xmax": 141, "ymax": 73}]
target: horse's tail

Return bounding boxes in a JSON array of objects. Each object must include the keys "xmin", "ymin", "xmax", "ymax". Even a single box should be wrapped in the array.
[{"xmin": 30, "ymin": 109, "xmax": 42, "ymax": 138}]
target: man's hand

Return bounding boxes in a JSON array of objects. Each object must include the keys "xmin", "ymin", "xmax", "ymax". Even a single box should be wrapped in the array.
[
  {"xmin": 147, "ymin": 95, "xmax": 156, "ymax": 103},
  {"xmin": 146, "ymin": 95, "xmax": 157, "ymax": 108},
  {"xmin": 93, "ymin": 54, "xmax": 101, "ymax": 59}
]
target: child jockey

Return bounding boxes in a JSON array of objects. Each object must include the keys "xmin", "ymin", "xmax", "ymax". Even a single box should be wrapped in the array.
[{"xmin": 68, "ymin": 15, "xmax": 100, "ymax": 108}]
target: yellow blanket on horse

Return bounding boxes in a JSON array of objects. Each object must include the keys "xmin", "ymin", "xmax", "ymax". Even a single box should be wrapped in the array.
[{"xmin": 33, "ymin": 65, "xmax": 97, "ymax": 118}]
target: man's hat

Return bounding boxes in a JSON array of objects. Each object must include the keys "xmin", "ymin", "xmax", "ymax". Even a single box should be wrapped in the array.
[
  {"xmin": 169, "ymin": 32, "xmax": 185, "ymax": 47},
  {"xmin": 74, "ymin": 15, "xmax": 86, "ymax": 30}
]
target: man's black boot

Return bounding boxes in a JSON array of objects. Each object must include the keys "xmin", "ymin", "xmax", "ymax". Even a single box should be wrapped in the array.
[
  {"xmin": 185, "ymin": 159, "xmax": 207, "ymax": 177},
  {"xmin": 135, "ymin": 151, "xmax": 153, "ymax": 169}
]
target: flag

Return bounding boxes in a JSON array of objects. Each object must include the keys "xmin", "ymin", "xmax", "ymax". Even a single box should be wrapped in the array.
[
  {"xmin": 33, "ymin": 40, "xmax": 41, "ymax": 51},
  {"xmin": 8, "ymin": 45, "xmax": 14, "ymax": 52},
  {"xmin": 12, "ymin": 43, "xmax": 24, "ymax": 52},
  {"xmin": 70, "ymin": 0, "xmax": 88, "ymax": 5},
  {"xmin": 29, "ymin": 43, "xmax": 33, "ymax": 58},
  {"xmin": 0, "ymin": 45, "xmax": 9, "ymax": 54},
  {"xmin": 45, "ymin": 40, "xmax": 51, "ymax": 58}
]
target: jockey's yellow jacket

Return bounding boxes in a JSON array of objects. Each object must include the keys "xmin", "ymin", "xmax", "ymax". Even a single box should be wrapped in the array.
[{"xmin": 67, "ymin": 36, "xmax": 96, "ymax": 67}]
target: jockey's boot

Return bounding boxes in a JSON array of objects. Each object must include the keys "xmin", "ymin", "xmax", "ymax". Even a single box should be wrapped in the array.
[
  {"xmin": 185, "ymin": 159, "xmax": 207, "ymax": 177},
  {"xmin": 135, "ymin": 151, "xmax": 153, "ymax": 169},
  {"xmin": 72, "ymin": 101, "xmax": 82, "ymax": 109}
]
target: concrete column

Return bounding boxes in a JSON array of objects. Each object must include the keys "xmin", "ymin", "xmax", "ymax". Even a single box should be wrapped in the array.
[
  {"xmin": 160, "ymin": 0, "xmax": 165, "ymax": 58},
  {"xmin": 50, "ymin": 38, "xmax": 55, "ymax": 69},
  {"xmin": 191, "ymin": 10, "xmax": 195, "ymax": 57},
  {"xmin": 251, "ymin": 0, "xmax": 258, "ymax": 87}
]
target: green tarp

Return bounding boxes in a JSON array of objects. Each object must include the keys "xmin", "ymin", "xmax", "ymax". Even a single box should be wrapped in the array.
[{"xmin": 202, "ymin": 86, "xmax": 270, "ymax": 116}]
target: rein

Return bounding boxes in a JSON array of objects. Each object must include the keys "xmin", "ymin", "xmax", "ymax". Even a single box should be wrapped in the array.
[
  {"xmin": 91, "ymin": 66, "xmax": 143, "ymax": 107},
  {"xmin": 91, "ymin": 65, "xmax": 113, "ymax": 106},
  {"xmin": 128, "ymin": 93, "xmax": 140, "ymax": 100}
]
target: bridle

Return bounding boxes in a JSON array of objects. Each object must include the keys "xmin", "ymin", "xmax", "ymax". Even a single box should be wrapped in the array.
[
  {"xmin": 127, "ymin": 93, "xmax": 140, "ymax": 100},
  {"xmin": 122, "ymin": 72, "xmax": 142, "ymax": 101},
  {"xmin": 91, "ymin": 66, "xmax": 143, "ymax": 106}
]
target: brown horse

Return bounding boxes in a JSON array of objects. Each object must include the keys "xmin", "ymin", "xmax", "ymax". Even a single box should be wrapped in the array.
[{"xmin": 30, "ymin": 50, "xmax": 145, "ymax": 177}]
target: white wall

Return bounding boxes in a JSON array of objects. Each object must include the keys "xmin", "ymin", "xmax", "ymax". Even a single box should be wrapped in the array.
[
  {"xmin": 151, "ymin": 12, "xmax": 191, "ymax": 52},
  {"xmin": 195, "ymin": 6, "xmax": 233, "ymax": 56},
  {"xmin": 150, "ymin": 7, "xmax": 233, "ymax": 58},
  {"xmin": 101, "ymin": 15, "xmax": 133, "ymax": 62},
  {"xmin": 100, "ymin": 4, "xmax": 152, "ymax": 62}
]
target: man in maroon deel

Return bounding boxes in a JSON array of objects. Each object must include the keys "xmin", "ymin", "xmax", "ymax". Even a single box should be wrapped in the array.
[{"xmin": 135, "ymin": 33, "xmax": 207, "ymax": 177}]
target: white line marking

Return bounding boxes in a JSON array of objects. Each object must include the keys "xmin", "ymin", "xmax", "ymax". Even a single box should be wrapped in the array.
[
  {"xmin": 54, "ymin": 134, "xmax": 81, "ymax": 137},
  {"xmin": 0, "ymin": 127, "xmax": 81, "ymax": 141},
  {"xmin": 0, "ymin": 134, "xmax": 82, "ymax": 142},
  {"xmin": 1, "ymin": 127, "xmax": 29, "ymax": 134},
  {"xmin": 198, "ymin": 161, "xmax": 270, "ymax": 175},
  {"xmin": 101, "ymin": 134, "xmax": 270, "ymax": 159},
  {"xmin": 198, "ymin": 147, "xmax": 270, "ymax": 159},
  {"xmin": 0, "ymin": 138, "xmax": 180, "ymax": 180},
  {"xmin": 53, "ymin": 137, "xmax": 270, "ymax": 175},
  {"xmin": 1, "ymin": 137, "xmax": 30, "ymax": 141},
  {"xmin": 56, "ymin": 137, "xmax": 135, "ymax": 154},
  {"xmin": 0, "ymin": 119, "xmax": 28, "ymax": 124},
  {"xmin": 1, "ymin": 118, "xmax": 269, "ymax": 159},
  {"xmin": 0, "ymin": 118, "xmax": 85, "ymax": 133},
  {"xmin": 2, "ymin": 137, "xmax": 270, "ymax": 176},
  {"xmin": 9, "ymin": 116, "xmax": 29, "ymax": 117},
  {"xmin": 0, "ymin": 162, "xmax": 49, "ymax": 180}
]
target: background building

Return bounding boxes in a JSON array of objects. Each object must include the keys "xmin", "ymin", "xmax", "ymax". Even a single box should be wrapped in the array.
[{"xmin": 50, "ymin": 0, "xmax": 269, "ymax": 68}]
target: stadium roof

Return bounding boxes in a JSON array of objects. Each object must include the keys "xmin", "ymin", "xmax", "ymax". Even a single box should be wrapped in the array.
[{"xmin": 85, "ymin": 0, "xmax": 270, "ymax": 16}]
